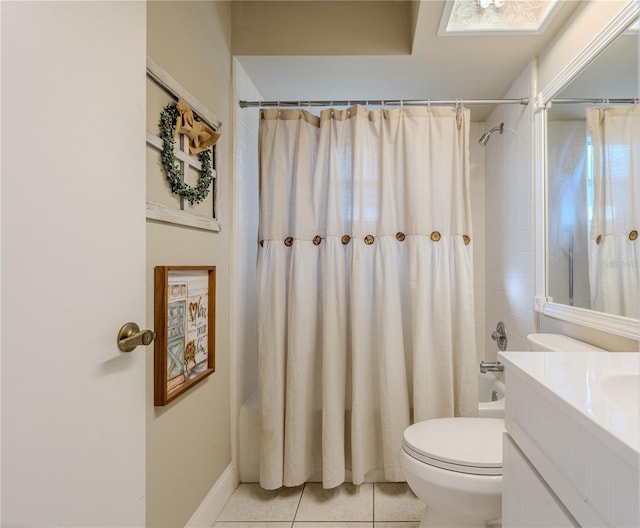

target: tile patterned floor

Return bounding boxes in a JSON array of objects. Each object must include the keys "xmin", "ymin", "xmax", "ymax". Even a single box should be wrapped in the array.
[{"xmin": 216, "ymin": 482, "xmax": 424, "ymax": 528}]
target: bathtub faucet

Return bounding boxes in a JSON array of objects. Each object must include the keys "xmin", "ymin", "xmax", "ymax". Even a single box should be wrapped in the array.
[{"xmin": 480, "ymin": 361, "xmax": 504, "ymax": 373}]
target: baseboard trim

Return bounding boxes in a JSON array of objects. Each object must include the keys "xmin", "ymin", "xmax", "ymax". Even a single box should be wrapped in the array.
[{"xmin": 185, "ymin": 464, "xmax": 234, "ymax": 528}]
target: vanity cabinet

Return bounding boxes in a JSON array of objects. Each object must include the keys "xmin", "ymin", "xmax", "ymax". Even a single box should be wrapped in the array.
[
  {"xmin": 503, "ymin": 434, "xmax": 577, "ymax": 527},
  {"xmin": 499, "ymin": 351, "xmax": 639, "ymax": 528}
]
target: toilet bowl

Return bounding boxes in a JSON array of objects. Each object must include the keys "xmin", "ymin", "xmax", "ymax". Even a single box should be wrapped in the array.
[{"xmin": 400, "ymin": 417, "xmax": 504, "ymax": 528}]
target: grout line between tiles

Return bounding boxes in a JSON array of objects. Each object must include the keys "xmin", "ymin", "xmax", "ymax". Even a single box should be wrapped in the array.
[
  {"xmin": 291, "ymin": 482, "xmax": 306, "ymax": 524},
  {"xmin": 372, "ymin": 482, "xmax": 376, "ymax": 523}
]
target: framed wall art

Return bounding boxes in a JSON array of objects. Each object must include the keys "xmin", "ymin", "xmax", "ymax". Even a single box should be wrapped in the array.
[{"xmin": 154, "ymin": 265, "xmax": 216, "ymax": 406}]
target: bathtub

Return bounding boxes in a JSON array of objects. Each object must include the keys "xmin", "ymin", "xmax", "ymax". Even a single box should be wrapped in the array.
[
  {"xmin": 238, "ymin": 372, "xmax": 506, "ymax": 481},
  {"xmin": 477, "ymin": 371, "xmax": 505, "ymax": 418},
  {"xmin": 238, "ymin": 390, "xmax": 260, "ymax": 482}
]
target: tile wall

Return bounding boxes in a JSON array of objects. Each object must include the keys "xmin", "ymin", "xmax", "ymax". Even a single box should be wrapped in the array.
[{"xmin": 484, "ymin": 62, "xmax": 536, "ymax": 358}]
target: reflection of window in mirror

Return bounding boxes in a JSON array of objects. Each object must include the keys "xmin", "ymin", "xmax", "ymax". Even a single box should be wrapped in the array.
[{"xmin": 545, "ymin": 18, "xmax": 639, "ymax": 319}]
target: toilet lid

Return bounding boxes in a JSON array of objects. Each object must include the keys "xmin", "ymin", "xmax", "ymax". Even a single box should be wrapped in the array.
[{"xmin": 402, "ymin": 418, "xmax": 504, "ymax": 476}]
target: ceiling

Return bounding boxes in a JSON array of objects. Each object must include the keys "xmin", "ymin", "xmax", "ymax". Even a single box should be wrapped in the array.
[{"xmin": 233, "ymin": 1, "xmax": 585, "ymax": 121}]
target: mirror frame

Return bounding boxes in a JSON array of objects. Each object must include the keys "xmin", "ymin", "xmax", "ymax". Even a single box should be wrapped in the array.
[{"xmin": 534, "ymin": 1, "xmax": 640, "ymax": 340}]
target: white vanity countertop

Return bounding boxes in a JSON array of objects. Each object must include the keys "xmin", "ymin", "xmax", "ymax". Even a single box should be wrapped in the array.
[{"xmin": 498, "ymin": 351, "xmax": 639, "ymax": 463}]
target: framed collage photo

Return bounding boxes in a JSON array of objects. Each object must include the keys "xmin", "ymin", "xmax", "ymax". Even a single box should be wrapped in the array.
[{"xmin": 154, "ymin": 266, "xmax": 216, "ymax": 406}]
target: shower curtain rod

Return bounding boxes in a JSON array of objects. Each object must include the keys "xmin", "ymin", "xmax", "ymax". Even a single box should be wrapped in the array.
[
  {"xmin": 238, "ymin": 98, "xmax": 529, "ymax": 108},
  {"xmin": 550, "ymin": 98, "xmax": 639, "ymax": 104}
]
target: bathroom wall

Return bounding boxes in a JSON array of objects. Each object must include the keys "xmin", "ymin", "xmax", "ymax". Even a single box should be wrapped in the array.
[
  {"xmin": 146, "ymin": 3, "xmax": 232, "ymax": 526},
  {"xmin": 231, "ymin": 1, "xmax": 415, "ymax": 56},
  {"xmin": 231, "ymin": 60, "xmax": 262, "ymax": 483},
  {"xmin": 484, "ymin": 63, "xmax": 536, "ymax": 358}
]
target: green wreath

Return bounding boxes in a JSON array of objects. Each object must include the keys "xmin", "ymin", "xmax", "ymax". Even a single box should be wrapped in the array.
[{"xmin": 159, "ymin": 103, "xmax": 213, "ymax": 205}]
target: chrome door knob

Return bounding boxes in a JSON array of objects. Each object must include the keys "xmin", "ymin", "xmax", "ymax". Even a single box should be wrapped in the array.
[{"xmin": 117, "ymin": 322, "xmax": 155, "ymax": 352}]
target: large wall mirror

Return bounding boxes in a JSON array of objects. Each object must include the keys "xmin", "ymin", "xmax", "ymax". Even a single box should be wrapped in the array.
[{"xmin": 539, "ymin": 5, "xmax": 639, "ymax": 339}]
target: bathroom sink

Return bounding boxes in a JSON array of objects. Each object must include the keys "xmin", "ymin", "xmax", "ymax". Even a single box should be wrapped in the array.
[{"xmin": 599, "ymin": 373, "xmax": 639, "ymax": 411}]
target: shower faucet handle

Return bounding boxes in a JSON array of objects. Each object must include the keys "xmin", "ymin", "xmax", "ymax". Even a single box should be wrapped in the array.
[{"xmin": 491, "ymin": 321, "xmax": 507, "ymax": 351}]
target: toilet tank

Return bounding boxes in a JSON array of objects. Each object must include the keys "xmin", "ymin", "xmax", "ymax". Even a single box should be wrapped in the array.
[{"xmin": 527, "ymin": 333, "xmax": 607, "ymax": 352}]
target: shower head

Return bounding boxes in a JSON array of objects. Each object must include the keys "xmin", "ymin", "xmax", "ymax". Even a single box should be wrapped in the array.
[{"xmin": 478, "ymin": 122, "xmax": 504, "ymax": 146}]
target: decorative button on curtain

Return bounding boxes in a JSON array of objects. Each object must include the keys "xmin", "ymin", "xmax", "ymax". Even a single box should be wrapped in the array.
[{"xmin": 257, "ymin": 105, "xmax": 478, "ymax": 490}]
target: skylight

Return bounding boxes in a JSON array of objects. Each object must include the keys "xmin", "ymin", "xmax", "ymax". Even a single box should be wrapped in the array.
[{"xmin": 438, "ymin": 0, "xmax": 561, "ymax": 35}]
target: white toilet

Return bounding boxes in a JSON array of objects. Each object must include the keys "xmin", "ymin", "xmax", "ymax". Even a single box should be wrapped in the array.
[
  {"xmin": 399, "ymin": 417, "xmax": 504, "ymax": 527},
  {"xmin": 401, "ymin": 333, "xmax": 606, "ymax": 528}
]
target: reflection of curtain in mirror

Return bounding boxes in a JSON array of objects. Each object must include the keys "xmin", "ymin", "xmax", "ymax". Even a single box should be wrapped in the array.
[
  {"xmin": 587, "ymin": 106, "xmax": 639, "ymax": 318},
  {"xmin": 546, "ymin": 121, "xmax": 590, "ymax": 308}
]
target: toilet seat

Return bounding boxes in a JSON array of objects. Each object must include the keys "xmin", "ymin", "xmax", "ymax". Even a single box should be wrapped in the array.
[{"xmin": 402, "ymin": 418, "xmax": 504, "ymax": 476}]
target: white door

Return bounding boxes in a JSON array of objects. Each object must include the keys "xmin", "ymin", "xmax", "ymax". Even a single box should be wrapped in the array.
[{"xmin": 1, "ymin": 2, "xmax": 147, "ymax": 525}]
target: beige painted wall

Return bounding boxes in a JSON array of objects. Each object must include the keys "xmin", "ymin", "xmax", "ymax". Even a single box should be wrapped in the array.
[
  {"xmin": 146, "ymin": 2, "xmax": 232, "ymax": 526},
  {"xmin": 231, "ymin": 1, "xmax": 413, "ymax": 55}
]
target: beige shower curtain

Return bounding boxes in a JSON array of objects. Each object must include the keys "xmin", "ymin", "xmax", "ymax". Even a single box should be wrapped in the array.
[{"xmin": 257, "ymin": 105, "xmax": 478, "ymax": 490}]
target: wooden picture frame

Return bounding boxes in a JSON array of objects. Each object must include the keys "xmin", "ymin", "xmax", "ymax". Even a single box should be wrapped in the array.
[{"xmin": 154, "ymin": 265, "xmax": 216, "ymax": 406}]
